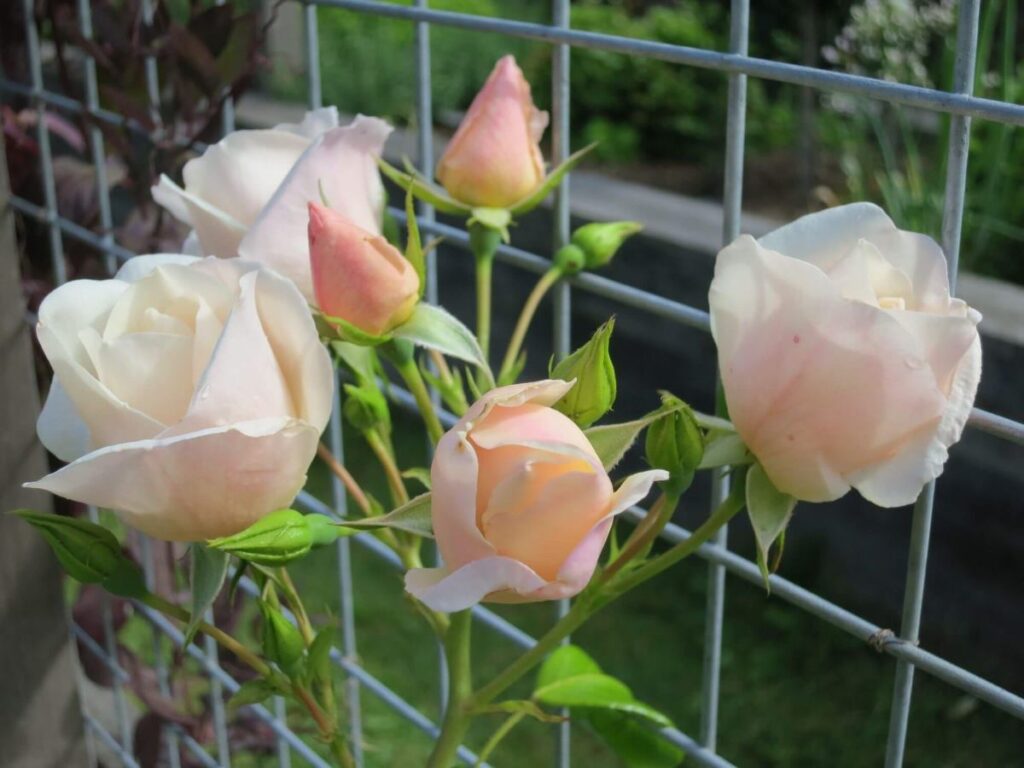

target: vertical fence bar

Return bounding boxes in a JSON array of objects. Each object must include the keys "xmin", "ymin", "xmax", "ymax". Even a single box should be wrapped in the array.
[
  {"xmin": 883, "ymin": 1, "xmax": 980, "ymax": 766},
  {"xmin": 550, "ymin": 1, "xmax": 572, "ymax": 765},
  {"xmin": 273, "ymin": 697, "xmax": 292, "ymax": 768},
  {"xmin": 701, "ymin": 0, "xmax": 749, "ymax": 752},
  {"xmin": 414, "ymin": 0, "xmax": 450, "ymax": 721},
  {"xmin": 305, "ymin": 4, "xmax": 363, "ymax": 762}
]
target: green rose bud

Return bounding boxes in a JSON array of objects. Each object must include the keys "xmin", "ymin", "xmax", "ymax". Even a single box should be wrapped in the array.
[
  {"xmin": 645, "ymin": 393, "xmax": 704, "ymax": 497},
  {"xmin": 261, "ymin": 604, "xmax": 306, "ymax": 677},
  {"xmin": 342, "ymin": 382, "xmax": 391, "ymax": 433},
  {"xmin": 570, "ymin": 221, "xmax": 643, "ymax": 270},
  {"xmin": 14, "ymin": 509, "xmax": 123, "ymax": 583},
  {"xmin": 553, "ymin": 243, "xmax": 586, "ymax": 275},
  {"xmin": 550, "ymin": 319, "xmax": 617, "ymax": 428},
  {"xmin": 207, "ymin": 509, "xmax": 343, "ymax": 566}
]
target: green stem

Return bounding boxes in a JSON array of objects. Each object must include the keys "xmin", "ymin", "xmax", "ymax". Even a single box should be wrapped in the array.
[
  {"xmin": 475, "ymin": 712, "xmax": 526, "ymax": 766},
  {"xmin": 427, "ymin": 609, "xmax": 474, "ymax": 768},
  {"xmin": 476, "ymin": 252, "xmax": 494, "ymax": 361},
  {"xmin": 469, "ymin": 493, "xmax": 744, "ymax": 709},
  {"xmin": 394, "ymin": 352, "xmax": 445, "ymax": 444},
  {"xmin": 364, "ymin": 427, "xmax": 409, "ymax": 507},
  {"xmin": 469, "ymin": 222, "xmax": 501, "ymax": 363},
  {"xmin": 497, "ymin": 266, "xmax": 563, "ymax": 384},
  {"xmin": 142, "ymin": 593, "xmax": 272, "ymax": 678}
]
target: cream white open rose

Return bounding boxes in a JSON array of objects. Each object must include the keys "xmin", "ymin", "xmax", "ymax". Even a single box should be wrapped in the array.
[
  {"xmin": 153, "ymin": 109, "xmax": 392, "ymax": 301},
  {"xmin": 709, "ymin": 203, "xmax": 982, "ymax": 507},
  {"xmin": 405, "ymin": 380, "xmax": 667, "ymax": 613},
  {"xmin": 28, "ymin": 255, "xmax": 334, "ymax": 541}
]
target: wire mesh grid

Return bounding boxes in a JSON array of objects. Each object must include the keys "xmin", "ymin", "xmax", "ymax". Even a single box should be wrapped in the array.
[{"xmin": 3, "ymin": 0, "xmax": 1024, "ymax": 766}]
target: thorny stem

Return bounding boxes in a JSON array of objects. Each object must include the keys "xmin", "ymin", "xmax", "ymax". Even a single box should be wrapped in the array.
[
  {"xmin": 394, "ymin": 352, "xmax": 446, "ymax": 444},
  {"xmin": 426, "ymin": 609, "xmax": 474, "ymax": 768}
]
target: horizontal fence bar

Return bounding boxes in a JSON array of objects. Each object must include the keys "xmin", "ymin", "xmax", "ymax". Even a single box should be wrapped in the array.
[
  {"xmin": 136, "ymin": 606, "xmax": 335, "ymax": 768},
  {"xmin": 310, "ymin": 0, "xmax": 1024, "ymax": 126},
  {"xmin": 7, "ymin": 193, "xmax": 1022, "ymax": 447}
]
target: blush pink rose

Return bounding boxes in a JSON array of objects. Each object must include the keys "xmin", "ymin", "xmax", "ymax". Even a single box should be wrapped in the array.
[
  {"xmin": 436, "ymin": 55, "xmax": 549, "ymax": 208},
  {"xmin": 709, "ymin": 203, "xmax": 982, "ymax": 507},
  {"xmin": 405, "ymin": 380, "xmax": 666, "ymax": 613},
  {"xmin": 27, "ymin": 255, "xmax": 334, "ymax": 541},
  {"xmin": 308, "ymin": 202, "xmax": 420, "ymax": 336}
]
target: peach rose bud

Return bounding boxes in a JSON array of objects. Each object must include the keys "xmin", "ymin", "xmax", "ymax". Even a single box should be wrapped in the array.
[
  {"xmin": 436, "ymin": 55, "xmax": 549, "ymax": 208},
  {"xmin": 404, "ymin": 380, "xmax": 667, "ymax": 613},
  {"xmin": 308, "ymin": 202, "xmax": 420, "ymax": 336}
]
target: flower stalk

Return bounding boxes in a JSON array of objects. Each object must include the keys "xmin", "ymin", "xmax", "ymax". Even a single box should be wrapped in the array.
[
  {"xmin": 426, "ymin": 609, "xmax": 475, "ymax": 768},
  {"xmin": 498, "ymin": 265, "xmax": 563, "ymax": 384}
]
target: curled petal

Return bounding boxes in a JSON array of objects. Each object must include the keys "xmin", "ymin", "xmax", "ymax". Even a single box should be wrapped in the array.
[
  {"xmin": 405, "ymin": 558, "xmax": 547, "ymax": 613},
  {"xmin": 26, "ymin": 419, "xmax": 320, "ymax": 541}
]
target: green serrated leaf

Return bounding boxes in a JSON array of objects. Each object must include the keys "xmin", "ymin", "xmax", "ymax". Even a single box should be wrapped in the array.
[
  {"xmin": 535, "ymin": 673, "xmax": 634, "ymax": 709},
  {"xmin": 341, "ymin": 493, "xmax": 433, "ymax": 538},
  {"xmin": 378, "ymin": 157, "xmax": 471, "ymax": 215},
  {"xmin": 510, "ymin": 143, "xmax": 596, "ymax": 216},
  {"xmin": 537, "ymin": 645, "xmax": 601, "ymax": 689},
  {"xmin": 187, "ymin": 544, "xmax": 229, "ymax": 644},
  {"xmin": 391, "ymin": 303, "xmax": 494, "ymax": 386},
  {"xmin": 586, "ymin": 710, "xmax": 684, "ymax": 768},
  {"xmin": 746, "ymin": 462, "xmax": 797, "ymax": 590},
  {"xmin": 228, "ymin": 678, "xmax": 280, "ymax": 712}
]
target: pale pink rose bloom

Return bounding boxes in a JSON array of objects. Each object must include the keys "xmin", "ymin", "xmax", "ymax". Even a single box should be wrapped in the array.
[
  {"xmin": 27, "ymin": 255, "xmax": 334, "ymax": 541},
  {"xmin": 436, "ymin": 55, "xmax": 549, "ymax": 208},
  {"xmin": 152, "ymin": 110, "xmax": 392, "ymax": 301},
  {"xmin": 709, "ymin": 203, "xmax": 982, "ymax": 507},
  {"xmin": 405, "ymin": 380, "xmax": 666, "ymax": 613},
  {"xmin": 308, "ymin": 202, "xmax": 420, "ymax": 336}
]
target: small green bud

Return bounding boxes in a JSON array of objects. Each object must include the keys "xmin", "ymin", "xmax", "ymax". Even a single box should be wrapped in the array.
[
  {"xmin": 645, "ymin": 393, "xmax": 704, "ymax": 497},
  {"xmin": 553, "ymin": 244, "xmax": 586, "ymax": 275},
  {"xmin": 14, "ymin": 509, "xmax": 123, "ymax": 584},
  {"xmin": 208, "ymin": 509, "xmax": 340, "ymax": 566},
  {"xmin": 570, "ymin": 221, "xmax": 642, "ymax": 270},
  {"xmin": 550, "ymin": 319, "xmax": 617, "ymax": 428},
  {"xmin": 261, "ymin": 604, "xmax": 305, "ymax": 677},
  {"xmin": 342, "ymin": 382, "xmax": 391, "ymax": 433}
]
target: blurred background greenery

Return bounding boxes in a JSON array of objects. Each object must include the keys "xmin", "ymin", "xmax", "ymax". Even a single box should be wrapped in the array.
[{"xmin": 269, "ymin": 0, "xmax": 1024, "ymax": 285}]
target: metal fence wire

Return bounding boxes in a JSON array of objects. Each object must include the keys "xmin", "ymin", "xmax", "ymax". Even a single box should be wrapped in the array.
[{"xmin": 4, "ymin": 0, "xmax": 1024, "ymax": 766}]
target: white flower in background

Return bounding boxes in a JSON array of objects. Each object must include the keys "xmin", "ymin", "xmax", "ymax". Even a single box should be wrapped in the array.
[
  {"xmin": 28, "ymin": 255, "xmax": 334, "ymax": 541},
  {"xmin": 709, "ymin": 203, "xmax": 982, "ymax": 507},
  {"xmin": 152, "ymin": 108, "xmax": 392, "ymax": 300}
]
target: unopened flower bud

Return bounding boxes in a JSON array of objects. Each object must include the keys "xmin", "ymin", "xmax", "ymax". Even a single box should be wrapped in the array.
[
  {"xmin": 550, "ymin": 319, "xmax": 617, "ymax": 428},
  {"xmin": 571, "ymin": 221, "xmax": 642, "ymax": 270},
  {"xmin": 207, "ymin": 509, "xmax": 340, "ymax": 566},
  {"xmin": 342, "ymin": 383, "xmax": 391, "ymax": 433},
  {"xmin": 645, "ymin": 393, "xmax": 704, "ymax": 497},
  {"xmin": 261, "ymin": 604, "xmax": 305, "ymax": 676},
  {"xmin": 15, "ymin": 509, "xmax": 123, "ymax": 583}
]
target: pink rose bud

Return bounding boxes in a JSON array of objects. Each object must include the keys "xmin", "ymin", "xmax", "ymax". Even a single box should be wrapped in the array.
[
  {"xmin": 404, "ymin": 380, "xmax": 666, "ymax": 613},
  {"xmin": 308, "ymin": 202, "xmax": 420, "ymax": 336},
  {"xmin": 436, "ymin": 55, "xmax": 549, "ymax": 208}
]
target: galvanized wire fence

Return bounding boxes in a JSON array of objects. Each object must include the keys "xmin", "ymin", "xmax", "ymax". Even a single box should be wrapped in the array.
[{"xmin": 4, "ymin": 0, "xmax": 1024, "ymax": 766}]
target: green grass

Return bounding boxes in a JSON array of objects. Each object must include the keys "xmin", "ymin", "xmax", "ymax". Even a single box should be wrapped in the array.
[{"xmin": 283, "ymin": 413, "xmax": 1024, "ymax": 768}]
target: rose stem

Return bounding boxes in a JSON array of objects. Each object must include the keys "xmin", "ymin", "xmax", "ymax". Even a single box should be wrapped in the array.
[
  {"xmin": 426, "ymin": 609, "xmax": 474, "ymax": 768},
  {"xmin": 363, "ymin": 427, "xmax": 410, "ymax": 507},
  {"xmin": 498, "ymin": 265, "xmax": 562, "ymax": 384},
  {"xmin": 392, "ymin": 353, "xmax": 445, "ymax": 444},
  {"xmin": 317, "ymin": 442, "xmax": 373, "ymax": 516}
]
